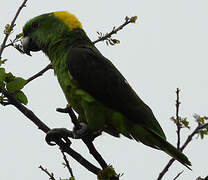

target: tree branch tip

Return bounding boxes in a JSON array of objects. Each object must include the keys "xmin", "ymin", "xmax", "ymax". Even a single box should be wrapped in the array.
[
  {"xmin": 39, "ymin": 164, "xmax": 56, "ymax": 180},
  {"xmin": 173, "ymin": 170, "xmax": 184, "ymax": 180},
  {"xmin": 130, "ymin": 16, "xmax": 138, "ymax": 23},
  {"xmin": 56, "ymin": 107, "xmax": 69, "ymax": 113}
]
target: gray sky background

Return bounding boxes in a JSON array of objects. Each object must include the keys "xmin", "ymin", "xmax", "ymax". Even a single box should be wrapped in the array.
[{"xmin": 1, "ymin": 0, "xmax": 208, "ymax": 179}]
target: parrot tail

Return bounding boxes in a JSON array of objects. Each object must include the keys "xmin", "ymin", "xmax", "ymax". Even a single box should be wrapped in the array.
[
  {"xmin": 131, "ymin": 125, "xmax": 192, "ymax": 169},
  {"xmin": 158, "ymin": 137, "xmax": 192, "ymax": 170}
]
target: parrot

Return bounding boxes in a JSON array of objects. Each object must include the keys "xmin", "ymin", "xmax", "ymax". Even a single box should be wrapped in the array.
[{"xmin": 22, "ymin": 11, "xmax": 191, "ymax": 169}]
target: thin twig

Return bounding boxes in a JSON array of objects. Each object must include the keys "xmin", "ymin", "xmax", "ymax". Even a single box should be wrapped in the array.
[
  {"xmin": 5, "ymin": 42, "xmax": 14, "ymax": 48},
  {"xmin": 39, "ymin": 165, "xmax": 56, "ymax": 180},
  {"xmin": 0, "ymin": 0, "xmax": 28, "ymax": 59},
  {"xmin": 93, "ymin": 16, "xmax": 137, "ymax": 44},
  {"xmin": 5, "ymin": 36, "xmax": 21, "ymax": 48},
  {"xmin": 180, "ymin": 122, "xmax": 208, "ymax": 151},
  {"xmin": 176, "ymin": 88, "xmax": 181, "ymax": 149},
  {"xmin": 173, "ymin": 170, "xmax": 184, "ymax": 180},
  {"xmin": 82, "ymin": 138, "xmax": 108, "ymax": 169},
  {"xmin": 61, "ymin": 150, "xmax": 74, "ymax": 178},
  {"xmin": 56, "ymin": 105, "xmax": 80, "ymax": 128},
  {"xmin": 26, "ymin": 64, "xmax": 53, "ymax": 85},
  {"xmin": 0, "ymin": 101, "xmax": 11, "ymax": 106},
  {"xmin": 157, "ymin": 158, "xmax": 175, "ymax": 180},
  {"xmin": 157, "ymin": 89, "xmax": 182, "ymax": 180}
]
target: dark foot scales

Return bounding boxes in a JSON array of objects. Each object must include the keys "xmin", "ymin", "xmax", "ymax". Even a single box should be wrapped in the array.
[
  {"xmin": 45, "ymin": 122, "xmax": 90, "ymax": 146},
  {"xmin": 45, "ymin": 128, "xmax": 73, "ymax": 146},
  {"xmin": 73, "ymin": 122, "xmax": 103, "ymax": 141},
  {"xmin": 45, "ymin": 122, "xmax": 103, "ymax": 146}
]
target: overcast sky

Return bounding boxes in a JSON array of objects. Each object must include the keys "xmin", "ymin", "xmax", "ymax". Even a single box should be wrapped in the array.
[{"xmin": 1, "ymin": 0, "xmax": 208, "ymax": 179}]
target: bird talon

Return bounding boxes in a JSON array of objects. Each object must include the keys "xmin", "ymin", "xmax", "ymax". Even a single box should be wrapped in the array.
[{"xmin": 45, "ymin": 128, "xmax": 72, "ymax": 146}]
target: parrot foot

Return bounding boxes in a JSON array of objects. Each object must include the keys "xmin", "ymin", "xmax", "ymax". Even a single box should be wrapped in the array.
[
  {"xmin": 73, "ymin": 122, "xmax": 89, "ymax": 139},
  {"xmin": 73, "ymin": 122, "xmax": 102, "ymax": 141},
  {"xmin": 45, "ymin": 124, "xmax": 102, "ymax": 146},
  {"xmin": 45, "ymin": 128, "xmax": 72, "ymax": 146}
]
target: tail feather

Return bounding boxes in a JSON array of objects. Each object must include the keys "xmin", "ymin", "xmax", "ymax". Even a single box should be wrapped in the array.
[
  {"xmin": 131, "ymin": 125, "xmax": 191, "ymax": 169},
  {"xmin": 158, "ymin": 136, "xmax": 192, "ymax": 170}
]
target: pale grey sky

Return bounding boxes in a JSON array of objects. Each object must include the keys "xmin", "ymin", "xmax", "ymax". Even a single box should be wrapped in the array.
[{"xmin": 1, "ymin": 0, "xmax": 208, "ymax": 179}]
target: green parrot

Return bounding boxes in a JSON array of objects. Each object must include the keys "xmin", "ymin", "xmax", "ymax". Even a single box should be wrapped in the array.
[{"xmin": 22, "ymin": 11, "xmax": 191, "ymax": 168}]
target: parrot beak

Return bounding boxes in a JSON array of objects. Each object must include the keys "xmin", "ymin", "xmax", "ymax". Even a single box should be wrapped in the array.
[
  {"xmin": 21, "ymin": 36, "xmax": 41, "ymax": 56},
  {"xmin": 22, "ymin": 36, "xmax": 32, "ymax": 56}
]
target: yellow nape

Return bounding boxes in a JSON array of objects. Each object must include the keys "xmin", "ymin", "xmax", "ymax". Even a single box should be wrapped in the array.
[{"xmin": 53, "ymin": 11, "xmax": 82, "ymax": 30}]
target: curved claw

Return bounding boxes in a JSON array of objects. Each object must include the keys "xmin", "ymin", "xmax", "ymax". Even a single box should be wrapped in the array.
[
  {"xmin": 45, "ymin": 132, "xmax": 56, "ymax": 146},
  {"xmin": 45, "ymin": 128, "xmax": 72, "ymax": 146},
  {"xmin": 45, "ymin": 135, "xmax": 56, "ymax": 146}
]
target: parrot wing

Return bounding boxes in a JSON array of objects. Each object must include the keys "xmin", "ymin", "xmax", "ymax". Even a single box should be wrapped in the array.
[{"xmin": 67, "ymin": 46, "xmax": 166, "ymax": 139}]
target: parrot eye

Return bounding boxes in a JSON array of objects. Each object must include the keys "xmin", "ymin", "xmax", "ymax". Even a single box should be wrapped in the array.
[{"xmin": 31, "ymin": 21, "xmax": 39, "ymax": 29}]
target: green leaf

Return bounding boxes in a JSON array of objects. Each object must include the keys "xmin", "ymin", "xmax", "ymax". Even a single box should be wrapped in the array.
[
  {"xmin": 181, "ymin": 119, "xmax": 190, "ymax": 129},
  {"xmin": 69, "ymin": 177, "xmax": 75, "ymax": 180},
  {"xmin": 204, "ymin": 130, "xmax": 208, "ymax": 135},
  {"xmin": 16, "ymin": 33, "xmax": 23, "ymax": 39},
  {"xmin": 0, "ymin": 68, "xmax": 6, "ymax": 82},
  {"xmin": 200, "ymin": 131, "xmax": 204, "ymax": 139},
  {"xmin": 112, "ymin": 39, "xmax": 120, "ymax": 44},
  {"xmin": 6, "ymin": 77, "xmax": 26, "ymax": 92},
  {"xmin": 14, "ymin": 91, "xmax": 28, "ymax": 105},
  {"xmin": 5, "ymin": 72, "xmax": 15, "ymax": 82},
  {"xmin": 0, "ymin": 59, "xmax": 8, "ymax": 66},
  {"xmin": 4, "ymin": 24, "xmax": 11, "ymax": 35},
  {"xmin": 130, "ymin": 16, "xmax": 138, "ymax": 23},
  {"xmin": 97, "ymin": 166, "xmax": 117, "ymax": 180}
]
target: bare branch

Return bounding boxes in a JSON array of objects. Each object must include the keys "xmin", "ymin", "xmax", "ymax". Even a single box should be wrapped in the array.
[
  {"xmin": 157, "ymin": 158, "xmax": 175, "ymax": 180},
  {"xmin": 39, "ymin": 165, "xmax": 56, "ymax": 180},
  {"xmin": 26, "ymin": 64, "xmax": 53, "ymax": 85},
  {"xmin": 93, "ymin": 16, "xmax": 137, "ymax": 44},
  {"xmin": 173, "ymin": 170, "xmax": 184, "ymax": 180},
  {"xmin": 157, "ymin": 89, "xmax": 184, "ymax": 180},
  {"xmin": 0, "ymin": 100, "xmax": 11, "ymax": 106},
  {"xmin": 57, "ymin": 105, "xmax": 80, "ymax": 128},
  {"xmin": 0, "ymin": 0, "xmax": 28, "ymax": 59},
  {"xmin": 180, "ymin": 122, "xmax": 208, "ymax": 151},
  {"xmin": 175, "ymin": 88, "xmax": 181, "ymax": 149},
  {"xmin": 61, "ymin": 150, "xmax": 74, "ymax": 178}
]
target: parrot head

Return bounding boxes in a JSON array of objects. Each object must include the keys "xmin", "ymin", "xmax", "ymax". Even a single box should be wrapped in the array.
[{"xmin": 22, "ymin": 11, "xmax": 82, "ymax": 56}]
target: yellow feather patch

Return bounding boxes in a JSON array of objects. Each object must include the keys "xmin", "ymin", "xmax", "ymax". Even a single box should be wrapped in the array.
[{"xmin": 53, "ymin": 11, "xmax": 82, "ymax": 30}]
